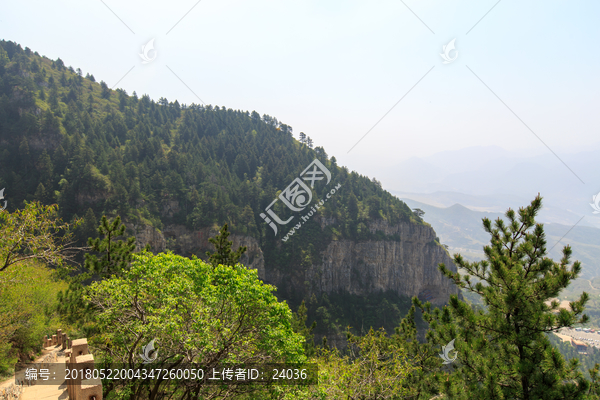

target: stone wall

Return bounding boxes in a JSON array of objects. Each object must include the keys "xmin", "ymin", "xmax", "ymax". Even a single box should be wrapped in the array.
[
  {"xmin": 43, "ymin": 330, "xmax": 103, "ymax": 400},
  {"xmin": 0, "ymin": 384, "xmax": 22, "ymax": 400}
]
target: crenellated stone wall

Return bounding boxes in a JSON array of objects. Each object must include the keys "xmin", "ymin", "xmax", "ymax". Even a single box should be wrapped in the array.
[{"xmin": 43, "ymin": 330, "xmax": 103, "ymax": 400}]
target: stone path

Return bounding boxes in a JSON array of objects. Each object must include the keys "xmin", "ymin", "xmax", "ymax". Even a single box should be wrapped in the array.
[
  {"xmin": 0, "ymin": 345, "xmax": 68, "ymax": 400},
  {"xmin": 22, "ymin": 346, "xmax": 68, "ymax": 400}
]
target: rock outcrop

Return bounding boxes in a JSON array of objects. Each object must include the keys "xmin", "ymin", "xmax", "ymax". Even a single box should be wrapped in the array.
[
  {"xmin": 125, "ymin": 222, "xmax": 167, "ymax": 254},
  {"xmin": 313, "ymin": 220, "xmax": 459, "ymax": 305},
  {"xmin": 129, "ymin": 218, "xmax": 459, "ymax": 306}
]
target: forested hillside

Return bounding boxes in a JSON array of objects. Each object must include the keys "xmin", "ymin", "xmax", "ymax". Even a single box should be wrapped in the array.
[
  {"xmin": 4, "ymin": 38, "xmax": 600, "ymax": 399},
  {"xmin": 0, "ymin": 39, "xmax": 434, "ymax": 342},
  {"xmin": 0, "ymin": 39, "xmax": 417, "ymax": 251}
]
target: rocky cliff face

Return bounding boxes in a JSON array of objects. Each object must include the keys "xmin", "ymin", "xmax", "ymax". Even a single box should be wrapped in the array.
[
  {"xmin": 262, "ymin": 218, "xmax": 459, "ymax": 306},
  {"xmin": 128, "ymin": 218, "xmax": 459, "ymax": 306},
  {"xmin": 126, "ymin": 223, "xmax": 265, "ymax": 279}
]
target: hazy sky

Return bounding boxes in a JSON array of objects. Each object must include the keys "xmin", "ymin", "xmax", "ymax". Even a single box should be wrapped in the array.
[{"xmin": 2, "ymin": 0, "xmax": 599, "ymax": 174}]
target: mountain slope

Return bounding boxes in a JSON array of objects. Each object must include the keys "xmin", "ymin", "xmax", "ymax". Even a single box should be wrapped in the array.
[{"xmin": 0, "ymin": 39, "xmax": 460, "ymax": 342}]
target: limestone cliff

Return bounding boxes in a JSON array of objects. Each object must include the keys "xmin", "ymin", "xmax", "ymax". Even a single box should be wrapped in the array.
[
  {"xmin": 261, "ymin": 219, "xmax": 459, "ymax": 306},
  {"xmin": 128, "ymin": 218, "xmax": 459, "ymax": 306},
  {"xmin": 125, "ymin": 223, "xmax": 265, "ymax": 279}
]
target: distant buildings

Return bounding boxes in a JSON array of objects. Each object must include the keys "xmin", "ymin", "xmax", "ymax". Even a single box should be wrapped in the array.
[
  {"xmin": 554, "ymin": 332, "xmax": 588, "ymax": 354},
  {"xmin": 571, "ymin": 338, "xmax": 588, "ymax": 355}
]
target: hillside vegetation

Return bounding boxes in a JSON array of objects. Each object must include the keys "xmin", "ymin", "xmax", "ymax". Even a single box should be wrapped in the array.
[
  {"xmin": 4, "ymin": 39, "xmax": 600, "ymax": 399},
  {"xmin": 0, "ymin": 39, "xmax": 417, "ymax": 244},
  {"xmin": 0, "ymin": 38, "xmax": 432, "ymax": 344}
]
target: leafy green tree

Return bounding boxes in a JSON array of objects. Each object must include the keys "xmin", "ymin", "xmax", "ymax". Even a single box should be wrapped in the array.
[
  {"xmin": 205, "ymin": 223, "xmax": 247, "ymax": 268},
  {"xmin": 291, "ymin": 300, "xmax": 317, "ymax": 357},
  {"xmin": 291, "ymin": 327, "xmax": 419, "ymax": 399},
  {"xmin": 418, "ymin": 195, "xmax": 590, "ymax": 399},
  {"xmin": 86, "ymin": 252, "xmax": 306, "ymax": 400},
  {"xmin": 0, "ymin": 201, "xmax": 81, "ymax": 272},
  {"xmin": 0, "ymin": 260, "xmax": 66, "ymax": 373}
]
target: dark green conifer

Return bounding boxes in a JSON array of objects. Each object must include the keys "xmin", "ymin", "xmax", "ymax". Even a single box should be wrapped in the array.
[
  {"xmin": 58, "ymin": 214, "xmax": 148, "ymax": 327},
  {"xmin": 205, "ymin": 223, "xmax": 246, "ymax": 268},
  {"xmin": 418, "ymin": 195, "xmax": 590, "ymax": 399},
  {"xmin": 85, "ymin": 215, "xmax": 143, "ymax": 278},
  {"xmin": 291, "ymin": 300, "xmax": 317, "ymax": 357}
]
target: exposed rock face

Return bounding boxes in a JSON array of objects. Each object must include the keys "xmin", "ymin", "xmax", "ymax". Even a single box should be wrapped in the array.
[
  {"xmin": 130, "ymin": 219, "xmax": 459, "ymax": 305},
  {"xmin": 159, "ymin": 224, "xmax": 265, "ymax": 278},
  {"xmin": 260, "ymin": 219, "xmax": 458, "ymax": 305},
  {"xmin": 304, "ymin": 235, "xmax": 457, "ymax": 305},
  {"xmin": 125, "ymin": 222, "xmax": 167, "ymax": 254},
  {"xmin": 320, "ymin": 220, "xmax": 459, "ymax": 304}
]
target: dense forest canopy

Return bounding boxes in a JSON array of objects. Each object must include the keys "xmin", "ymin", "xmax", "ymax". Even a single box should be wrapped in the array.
[{"xmin": 0, "ymin": 39, "xmax": 419, "ymax": 251}]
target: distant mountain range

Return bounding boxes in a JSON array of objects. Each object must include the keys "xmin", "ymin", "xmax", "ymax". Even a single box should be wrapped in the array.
[
  {"xmin": 360, "ymin": 144, "xmax": 600, "ymax": 229},
  {"xmin": 401, "ymin": 199, "xmax": 600, "ymax": 280}
]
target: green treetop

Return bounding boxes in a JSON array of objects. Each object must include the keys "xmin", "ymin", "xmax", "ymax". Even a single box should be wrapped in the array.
[
  {"xmin": 85, "ymin": 215, "xmax": 143, "ymax": 278},
  {"xmin": 205, "ymin": 223, "xmax": 247, "ymax": 268},
  {"xmin": 86, "ymin": 252, "xmax": 305, "ymax": 399},
  {"xmin": 418, "ymin": 195, "xmax": 590, "ymax": 399}
]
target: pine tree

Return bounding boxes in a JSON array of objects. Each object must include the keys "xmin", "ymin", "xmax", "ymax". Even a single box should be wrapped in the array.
[
  {"xmin": 78, "ymin": 208, "xmax": 98, "ymax": 247},
  {"xmin": 418, "ymin": 195, "xmax": 590, "ymax": 399},
  {"xmin": 291, "ymin": 300, "xmax": 317, "ymax": 357},
  {"xmin": 205, "ymin": 223, "xmax": 247, "ymax": 268},
  {"xmin": 58, "ymin": 214, "xmax": 147, "ymax": 328},
  {"xmin": 299, "ymin": 132, "xmax": 306, "ymax": 144},
  {"xmin": 100, "ymin": 80, "xmax": 110, "ymax": 99},
  {"xmin": 84, "ymin": 215, "xmax": 142, "ymax": 278},
  {"xmin": 56, "ymin": 273, "xmax": 96, "ymax": 327},
  {"xmin": 412, "ymin": 208, "xmax": 425, "ymax": 218},
  {"xmin": 34, "ymin": 182, "xmax": 47, "ymax": 203}
]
